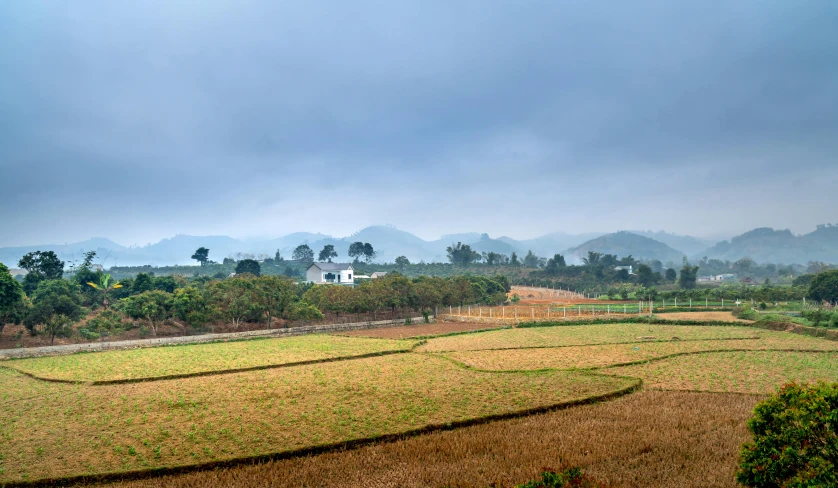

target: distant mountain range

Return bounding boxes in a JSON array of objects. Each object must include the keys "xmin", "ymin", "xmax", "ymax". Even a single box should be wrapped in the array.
[{"xmin": 2, "ymin": 225, "xmax": 836, "ymax": 269}]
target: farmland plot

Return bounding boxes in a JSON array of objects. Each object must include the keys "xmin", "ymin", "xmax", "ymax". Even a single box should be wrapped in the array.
[
  {"xmin": 0, "ymin": 354, "xmax": 635, "ymax": 484},
  {"xmin": 5, "ymin": 335, "xmax": 419, "ymax": 383}
]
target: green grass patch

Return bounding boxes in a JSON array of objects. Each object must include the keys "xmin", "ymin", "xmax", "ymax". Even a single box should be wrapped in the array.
[{"xmin": 5, "ymin": 335, "xmax": 420, "ymax": 383}]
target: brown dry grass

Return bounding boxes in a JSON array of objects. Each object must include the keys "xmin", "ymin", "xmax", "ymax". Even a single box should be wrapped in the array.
[
  {"xmin": 336, "ymin": 321, "xmax": 507, "ymax": 339},
  {"xmin": 93, "ymin": 390, "xmax": 758, "ymax": 488},
  {"xmin": 443, "ymin": 333, "xmax": 838, "ymax": 371},
  {"xmin": 608, "ymin": 350, "xmax": 838, "ymax": 393},
  {"xmin": 0, "ymin": 354, "xmax": 633, "ymax": 483},
  {"xmin": 418, "ymin": 323, "xmax": 764, "ymax": 353},
  {"xmin": 654, "ymin": 312, "xmax": 749, "ymax": 323}
]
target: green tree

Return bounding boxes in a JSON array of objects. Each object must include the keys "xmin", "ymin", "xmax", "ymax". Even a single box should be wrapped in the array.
[
  {"xmin": 170, "ymin": 286, "xmax": 212, "ymax": 328},
  {"xmin": 446, "ymin": 242, "xmax": 480, "ymax": 266},
  {"xmin": 81, "ymin": 250, "xmax": 97, "ymax": 269},
  {"xmin": 582, "ymin": 251, "xmax": 603, "ymax": 267},
  {"xmin": 254, "ymin": 275, "xmax": 296, "ymax": 328},
  {"xmin": 292, "ymin": 244, "xmax": 314, "ymax": 264},
  {"xmin": 18, "ymin": 250, "xmax": 65, "ymax": 295},
  {"xmin": 412, "ymin": 278, "xmax": 442, "ymax": 314},
  {"xmin": 395, "ymin": 256, "xmax": 410, "ymax": 269},
  {"xmin": 0, "ymin": 263, "xmax": 26, "ymax": 334},
  {"xmin": 545, "ymin": 254, "xmax": 566, "ymax": 274},
  {"xmin": 120, "ymin": 290, "xmax": 173, "ymax": 336},
  {"xmin": 133, "ymin": 272, "xmax": 154, "ymax": 294},
  {"xmin": 665, "ymin": 268, "xmax": 677, "ymax": 283},
  {"xmin": 85, "ymin": 273, "xmax": 124, "ymax": 309},
  {"xmin": 191, "ymin": 247, "xmax": 210, "ymax": 266},
  {"xmin": 523, "ymin": 250, "xmax": 540, "ymax": 268},
  {"xmin": 24, "ymin": 279, "xmax": 83, "ymax": 344},
  {"xmin": 235, "ymin": 259, "xmax": 261, "ymax": 277},
  {"xmin": 362, "ymin": 243, "xmax": 376, "ymax": 263},
  {"xmin": 348, "ymin": 242, "xmax": 365, "ymax": 262},
  {"xmin": 510, "ymin": 252, "xmax": 520, "ymax": 266},
  {"xmin": 808, "ymin": 269, "xmax": 838, "ymax": 305},
  {"xmin": 209, "ymin": 277, "xmax": 260, "ymax": 329},
  {"xmin": 678, "ymin": 265, "xmax": 699, "ymax": 289},
  {"xmin": 737, "ymin": 382, "xmax": 838, "ymax": 488},
  {"xmin": 318, "ymin": 244, "xmax": 338, "ymax": 263},
  {"xmin": 636, "ymin": 264, "xmax": 657, "ymax": 287}
]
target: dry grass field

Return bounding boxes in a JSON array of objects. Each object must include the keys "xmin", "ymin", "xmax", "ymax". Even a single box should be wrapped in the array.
[
  {"xmin": 653, "ymin": 311, "xmax": 750, "ymax": 322},
  {"xmin": 94, "ymin": 391, "xmax": 760, "ymax": 488},
  {"xmin": 608, "ymin": 350, "xmax": 838, "ymax": 393},
  {"xmin": 4, "ymin": 335, "xmax": 419, "ymax": 382},
  {"xmin": 5, "ymin": 314, "xmax": 836, "ymax": 487},
  {"xmin": 442, "ymin": 332, "xmax": 838, "ymax": 371},
  {"xmin": 417, "ymin": 323, "xmax": 763, "ymax": 353},
  {"xmin": 0, "ymin": 354, "xmax": 634, "ymax": 484},
  {"xmin": 337, "ymin": 321, "xmax": 508, "ymax": 339}
]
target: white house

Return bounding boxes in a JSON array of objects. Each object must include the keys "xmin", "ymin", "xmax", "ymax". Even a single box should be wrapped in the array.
[
  {"xmin": 614, "ymin": 265, "xmax": 633, "ymax": 275},
  {"xmin": 306, "ymin": 262, "xmax": 354, "ymax": 285}
]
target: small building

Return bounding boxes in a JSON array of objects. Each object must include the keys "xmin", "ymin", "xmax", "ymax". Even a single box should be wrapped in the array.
[
  {"xmin": 306, "ymin": 262, "xmax": 354, "ymax": 285},
  {"xmin": 614, "ymin": 266, "xmax": 633, "ymax": 275},
  {"xmin": 712, "ymin": 273, "xmax": 736, "ymax": 281},
  {"xmin": 370, "ymin": 271, "xmax": 388, "ymax": 279}
]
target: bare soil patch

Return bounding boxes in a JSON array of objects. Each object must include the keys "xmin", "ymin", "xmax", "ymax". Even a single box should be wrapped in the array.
[
  {"xmin": 654, "ymin": 311, "xmax": 750, "ymax": 323},
  {"xmin": 95, "ymin": 390, "xmax": 758, "ymax": 488},
  {"xmin": 336, "ymin": 321, "xmax": 506, "ymax": 339}
]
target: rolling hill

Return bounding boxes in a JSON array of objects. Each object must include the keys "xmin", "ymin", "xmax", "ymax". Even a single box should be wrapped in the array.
[
  {"xmin": 697, "ymin": 226, "xmax": 838, "ymax": 264},
  {"xmin": 566, "ymin": 231, "xmax": 686, "ymax": 264}
]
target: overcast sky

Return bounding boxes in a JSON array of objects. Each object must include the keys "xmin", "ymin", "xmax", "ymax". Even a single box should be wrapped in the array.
[{"xmin": 1, "ymin": 1, "xmax": 837, "ymax": 247}]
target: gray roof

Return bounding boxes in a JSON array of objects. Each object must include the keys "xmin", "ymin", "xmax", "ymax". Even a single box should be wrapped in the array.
[{"xmin": 308, "ymin": 262, "xmax": 353, "ymax": 271}]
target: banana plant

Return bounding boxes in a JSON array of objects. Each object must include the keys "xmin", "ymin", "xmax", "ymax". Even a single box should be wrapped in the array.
[{"xmin": 86, "ymin": 273, "xmax": 123, "ymax": 309}]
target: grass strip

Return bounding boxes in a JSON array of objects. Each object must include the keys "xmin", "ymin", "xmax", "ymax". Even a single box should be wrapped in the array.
[
  {"xmin": 0, "ymin": 347, "xmax": 422, "ymax": 385},
  {"xmin": 4, "ymin": 335, "xmax": 421, "ymax": 383}
]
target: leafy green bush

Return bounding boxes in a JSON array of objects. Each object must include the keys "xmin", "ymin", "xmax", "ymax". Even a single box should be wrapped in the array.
[
  {"xmin": 737, "ymin": 382, "xmax": 838, "ymax": 487},
  {"xmin": 802, "ymin": 309, "xmax": 838, "ymax": 328},
  {"xmin": 86, "ymin": 309, "xmax": 128, "ymax": 333},
  {"xmin": 516, "ymin": 468, "xmax": 605, "ymax": 488},
  {"xmin": 78, "ymin": 328, "xmax": 100, "ymax": 340}
]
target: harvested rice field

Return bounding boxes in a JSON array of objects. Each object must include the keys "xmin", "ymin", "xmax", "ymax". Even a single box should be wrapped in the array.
[
  {"xmin": 653, "ymin": 311, "xmax": 750, "ymax": 322},
  {"xmin": 417, "ymin": 323, "xmax": 762, "ymax": 353},
  {"xmin": 7, "ymin": 317, "xmax": 836, "ymax": 487},
  {"xmin": 0, "ymin": 354, "xmax": 634, "ymax": 483},
  {"xmin": 92, "ymin": 391, "xmax": 761, "ymax": 488},
  {"xmin": 4, "ymin": 334, "xmax": 418, "ymax": 382},
  {"xmin": 608, "ymin": 350, "xmax": 838, "ymax": 393},
  {"xmin": 336, "ymin": 321, "xmax": 508, "ymax": 339},
  {"xmin": 442, "ymin": 331, "xmax": 838, "ymax": 371}
]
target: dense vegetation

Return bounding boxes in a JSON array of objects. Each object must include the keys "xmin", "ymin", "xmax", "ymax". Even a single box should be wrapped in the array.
[
  {"xmin": 0, "ymin": 252, "xmax": 511, "ymax": 341},
  {"xmin": 737, "ymin": 382, "xmax": 838, "ymax": 487}
]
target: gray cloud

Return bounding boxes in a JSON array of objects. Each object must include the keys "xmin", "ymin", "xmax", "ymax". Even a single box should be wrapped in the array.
[{"xmin": 1, "ymin": 0, "xmax": 837, "ymax": 246}]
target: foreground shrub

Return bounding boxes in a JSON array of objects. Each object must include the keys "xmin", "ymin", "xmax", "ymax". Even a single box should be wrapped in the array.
[
  {"xmin": 515, "ymin": 467, "xmax": 606, "ymax": 488},
  {"xmin": 737, "ymin": 382, "xmax": 838, "ymax": 487}
]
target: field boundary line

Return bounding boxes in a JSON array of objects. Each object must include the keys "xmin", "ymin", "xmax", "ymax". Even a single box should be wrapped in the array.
[
  {"xmin": 424, "ymin": 336, "xmax": 764, "ymax": 353},
  {"xmin": 434, "ymin": 348, "xmax": 838, "ymax": 374},
  {"xmin": 0, "ymin": 378, "xmax": 641, "ymax": 488},
  {"xmin": 0, "ymin": 341, "xmax": 427, "ymax": 385},
  {"xmin": 596, "ymin": 348, "xmax": 838, "ymax": 370}
]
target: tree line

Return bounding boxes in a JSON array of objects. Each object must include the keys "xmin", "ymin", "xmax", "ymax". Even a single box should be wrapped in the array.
[{"xmin": 0, "ymin": 250, "xmax": 511, "ymax": 344}]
